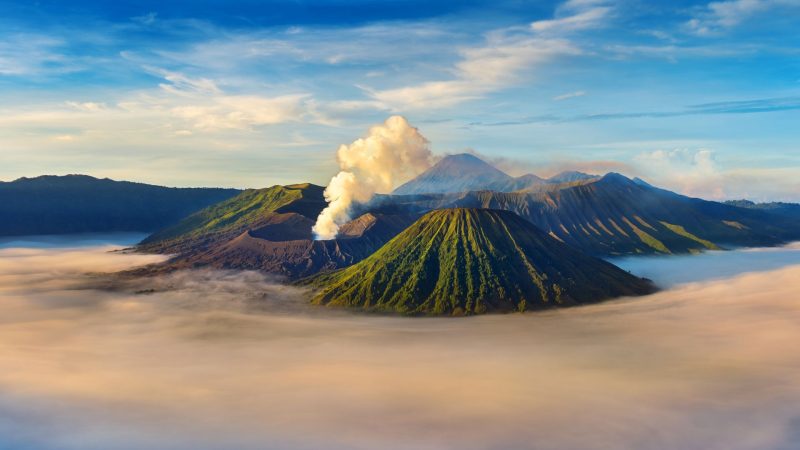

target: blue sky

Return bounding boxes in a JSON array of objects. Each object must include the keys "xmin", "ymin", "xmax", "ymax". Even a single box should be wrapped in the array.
[{"xmin": 0, "ymin": 0, "xmax": 798, "ymax": 201}]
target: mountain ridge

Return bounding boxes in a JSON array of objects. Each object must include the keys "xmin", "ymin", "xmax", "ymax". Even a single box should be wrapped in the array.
[
  {"xmin": 393, "ymin": 153, "xmax": 546, "ymax": 195},
  {"xmin": 307, "ymin": 208, "xmax": 655, "ymax": 315},
  {"xmin": 0, "ymin": 174, "xmax": 240, "ymax": 236}
]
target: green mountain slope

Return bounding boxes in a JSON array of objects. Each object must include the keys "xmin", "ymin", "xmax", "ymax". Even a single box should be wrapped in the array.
[
  {"xmin": 139, "ymin": 183, "xmax": 327, "ymax": 253},
  {"xmin": 454, "ymin": 173, "xmax": 799, "ymax": 255},
  {"xmin": 137, "ymin": 182, "xmax": 419, "ymax": 279},
  {"xmin": 374, "ymin": 173, "xmax": 800, "ymax": 256},
  {"xmin": 308, "ymin": 208, "xmax": 654, "ymax": 315}
]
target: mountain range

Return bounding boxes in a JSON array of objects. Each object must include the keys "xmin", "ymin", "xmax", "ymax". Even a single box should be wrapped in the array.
[
  {"xmin": 0, "ymin": 175, "xmax": 239, "ymax": 236},
  {"xmin": 724, "ymin": 199, "xmax": 800, "ymax": 219},
  {"xmin": 6, "ymin": 155, "xmax": 798, "ymax": 315},
  {"xmin": 132, "ymin": 154, "xmax": 799, "ymax": 282},
  {"xmin": 392, "ymin": 153, "xmax": 595, "ymax": 195}
]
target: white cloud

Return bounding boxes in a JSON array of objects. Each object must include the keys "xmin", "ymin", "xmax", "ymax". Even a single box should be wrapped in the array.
[
  {"xmin": 0, "ymin": 35, "xmax": 72, "ymax": 76},
  {"xmin": 109, "ymin": 68, "xmax": 324, "ymax": 131},
  {"xmin": 153, "ymin": 23, "xmax": 455, "ymax": 73},
  {"xmin": 170, "ymin": 94, "xmax": 313, "ymax": 130},
  {"xmin": 554, "ymin": 90, "xmax": 587, "ymax": 101},
  {"xmin": 531, "ymin": 0, "xmax": 612, "ymax": 33},
  {"xmin": 686, "ymin": 0, "xmax": 796, "ymax": 35},
  {"xmin": 132, "ymin": 12, "xmax": 158, "ymax": 26},
  {"xmin": 52, "ymin": 135, "xmax": 76, "ymax": 142},
  {"xmin": 145, "ymin": 67, "xmax": 222, "ymax": 96},
  {"xmin": 635, "ymin": 148, "xmax": 725, "ymax": 198},
  {"xmin": 634, "ymin": 148, "xmax": 800, "ymax": 202},
  {"xmin": 0, "ymin": 67, "xmax": 327, "ymax": 150},
  {"xmin": 65, "ymin": 101, "xmax": 108, "ymax": 112},
  {"xmin": 367, "ymin": 37, "xmax": 578, "ymax": 110},
  {"xmin": 363, "ymin": 0, "xmax": 609, "ymax": 111}
]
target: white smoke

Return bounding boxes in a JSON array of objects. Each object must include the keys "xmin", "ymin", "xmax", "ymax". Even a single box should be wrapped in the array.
[{"xmin": 313, "ymin": 116, "xmax": 432, "ymax": 240}]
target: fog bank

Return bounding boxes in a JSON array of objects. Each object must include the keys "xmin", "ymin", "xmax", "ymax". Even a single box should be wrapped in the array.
[
  {"xmin": 611, "ymin": 242, "xmax": 800, "ymax": 287},
  {"xmin": 1, "ymin": 241, "xmax": 800, "ymax": 449}
]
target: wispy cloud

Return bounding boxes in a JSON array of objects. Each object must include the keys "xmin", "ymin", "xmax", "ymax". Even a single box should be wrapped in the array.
[
  {"xmin": 362, "ymin": 0, "xmax": 613, "ymax": 111},
  {"xmin": 131, "ymin": 12, "xmax": 158, "ymax": 26},
  {"xmin": 0, "ymin": 35, "xmax": 72, "ymax": 76},
  {"xmin": 553, "ymin": 90, "xmax": 586, "ymax": 101},
  {"xmin": 366, "ymin": 37, "xmax": 577, "ymax": 110},
  {"xmin": 468, "ymin": 96, "xmax": 800, "ymax": 126},
  {"xmin": 531, "ymin": 0, "xmax": 612, "ymax": 33},
  {"xmin": 10, "ymin": 68, "xmax": 326, "ymax": 132},
  {"xmin": 686, "ymin": 0, "xmax": 797, "ymax": 35},
  {"xmin": 65, "ymin": 101, "xmax": 108, "ymax": 112}
]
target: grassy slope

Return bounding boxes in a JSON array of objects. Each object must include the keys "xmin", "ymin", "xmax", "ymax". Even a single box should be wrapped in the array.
[
  {"xmin": 139, "ymin": 183, "xmax": 325, "ymax": 253},
  {"xmin": 309, "ymin": 208, "xmax": 654, "ymax": 316},
  {"xmin": 447, "ymin": 173, "xmax": 798, "ymax": 256}
]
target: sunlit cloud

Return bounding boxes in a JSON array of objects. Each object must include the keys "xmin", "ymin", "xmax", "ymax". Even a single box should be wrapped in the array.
[
  {"xmin": 634, "ymin": 148, "xmax": 800, "ymax": 201},
  {"xmin": 0, "ymin": 241, "xmax": 799, "ymax": 449},
  {"xmin": 52, "ymin": 134, "xmax": 77, "ymax": 142}
]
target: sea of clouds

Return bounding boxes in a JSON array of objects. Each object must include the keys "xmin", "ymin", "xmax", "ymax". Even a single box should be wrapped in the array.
[{"xmin": 1, "ymin": 236, "xmax": 800, "ymax": 450}]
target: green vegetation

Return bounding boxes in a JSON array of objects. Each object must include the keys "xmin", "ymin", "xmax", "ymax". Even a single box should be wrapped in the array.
[
  {"xmin": 660, "ymin": 222, "xmax": 719, "ymax": 250},
  {"xmin": 622, "ymin": 217, "xmax": 670, "ymax": 254},
  {"xmin": 307, "ymin": 208, "xmax": 654, "ymax": 316},
  {"xmin": 139, "ymin": 183, "xmax": 325, "ymax": 252},
  {"xmin": 441, "ymin": 172, "xmax": 800, "ymax": 256},
  {"xmin": 722, "ymin": 220, "xmax": 748, "ymax": 230}
]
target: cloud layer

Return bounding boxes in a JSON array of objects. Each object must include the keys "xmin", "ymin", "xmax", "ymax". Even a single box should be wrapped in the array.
[{"xmin": 1, "ymin": 239, "xmax": 800, "ymax": 449}]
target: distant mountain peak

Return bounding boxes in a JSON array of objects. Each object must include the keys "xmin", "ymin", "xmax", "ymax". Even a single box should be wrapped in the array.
[
  {"xmin": 439, "ymin": 153, "xmax": 485, "ymax": 163},
  {"xmin": 393, "ymin": 153, "xmax": 545, "ymax": 195},
  {"xmin": 599, "ymin": 172, "xmax": 632, "ymax": 183},
  {"xmin": 515, "ymin": 173, "xmax": 546, "ymax": 183},
  {"xmin": 547, "ymin": 171, "xmax": 598, "ymax": 184},
  {"xmin": 431, "ymin": 153, "xmax": 508, "ymax": 175}
]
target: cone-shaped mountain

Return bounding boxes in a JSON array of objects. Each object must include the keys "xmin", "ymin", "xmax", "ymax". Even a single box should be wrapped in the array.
[
  {"xmin": 309, "ymin": 208, "xmax": 655, "ymax": 315},
  {"xmin": 393, "ymin": 154, "xmax": 543, "ymax": 195}
]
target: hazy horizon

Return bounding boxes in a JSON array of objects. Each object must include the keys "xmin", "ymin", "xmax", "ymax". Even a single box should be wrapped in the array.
[{"xmin": 2, "ymin": 161, "xmax": 798, "ymax": 204}]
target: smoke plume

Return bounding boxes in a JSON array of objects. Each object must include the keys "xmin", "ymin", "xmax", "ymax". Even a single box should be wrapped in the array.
[{"xmin": 313, "ymin": 116, "xmax": 432, "ymax": 240}]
